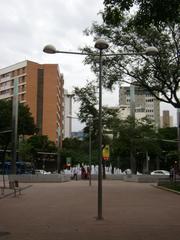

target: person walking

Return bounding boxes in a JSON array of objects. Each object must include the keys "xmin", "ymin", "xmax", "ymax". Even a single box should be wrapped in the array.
[{"xmin": 72, "ymin": 167, "xmax": 78, "ymax": 180}]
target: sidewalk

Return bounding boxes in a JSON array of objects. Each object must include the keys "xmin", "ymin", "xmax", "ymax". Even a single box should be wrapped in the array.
[{"xmin": 0, "ymin": 180, "xmax": 180, "ymax": 240}]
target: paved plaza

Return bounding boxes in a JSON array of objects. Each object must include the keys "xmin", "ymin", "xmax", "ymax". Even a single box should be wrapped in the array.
[{"xmin": 0, "ymin": 179, "xmax": 180, "ymax": 240}]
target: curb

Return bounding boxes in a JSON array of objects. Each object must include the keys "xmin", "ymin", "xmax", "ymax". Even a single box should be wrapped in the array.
[{"xmin": 153, "ymin": 184, "xmax": 180, "ymax": 195}]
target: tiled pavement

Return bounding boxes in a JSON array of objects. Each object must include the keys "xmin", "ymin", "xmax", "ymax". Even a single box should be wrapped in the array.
[{"xmin": 0, "ymin": 179, "xmax": 180, "ymax": 240}]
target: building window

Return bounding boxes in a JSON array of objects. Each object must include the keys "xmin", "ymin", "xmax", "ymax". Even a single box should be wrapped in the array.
[{"xmin": 21, "ymin": 94, "xmax": 25, "ymax": 101}]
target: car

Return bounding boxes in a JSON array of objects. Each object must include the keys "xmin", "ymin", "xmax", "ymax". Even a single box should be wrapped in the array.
[
  {"xmin": 150, "ymin": 170, "xmax": 170, "ymax": 176},
  {"xmin": 35, "ymin": 169, "xmax": 51, "ymax": 175},
  {"xmin": 122, "ymin": 169, "xmax": 132, "ymax": 175}
]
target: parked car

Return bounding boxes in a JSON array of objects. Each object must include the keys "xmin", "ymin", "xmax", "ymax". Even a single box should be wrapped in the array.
[
  {"xmin": 35, "ymin": 169, "xmax": 51, "ymax": 175},
  {"xmin": 150, "ymin": 170, "xmax": 170, "ymax": 176},
  {"xmin": 122, "ymin": 169, "xmax": 132, "ymax": 175}
]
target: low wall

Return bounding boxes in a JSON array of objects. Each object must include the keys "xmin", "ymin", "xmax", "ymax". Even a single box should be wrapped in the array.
[
  {"xmin": 123, "ymin": 174, "xmax": 170, "ymax": 183},
  {"xmin": 4, "ymin": 174, "xmax": 179, "ymax": 183},
  {"xmin": 8, "ymin": 174, "xmax": 71, "ymax": 183}
]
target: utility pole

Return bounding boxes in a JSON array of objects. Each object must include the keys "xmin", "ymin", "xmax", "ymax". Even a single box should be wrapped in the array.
[
  {"xmin": 130, "ymin": 83, "xmax": 136, "ymax": 173},
  {"xmin": 12, "ymin": 78, "xmax": 19, "ymax": 174}
]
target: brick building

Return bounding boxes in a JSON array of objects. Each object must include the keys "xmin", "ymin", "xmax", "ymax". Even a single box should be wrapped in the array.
[{"xmin": 0, "ymin": 60, "xmax": 64, "ymax": 143}]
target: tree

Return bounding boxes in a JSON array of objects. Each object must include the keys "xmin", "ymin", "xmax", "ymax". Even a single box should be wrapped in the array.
[
  {"xmin": 103, "ymin": 0, "xmax": 180, "ymax": 27},
  {"xmin": 0, "ymin": 100, "xmax": 13, "ymax": 160},
  {"xmin": 74, "ymin": 81, "xmax": 118, "ymax": 140},
  {"xmin": 25, "ymin": 135, "xmax": 57, "ymax": 168},
  {"xmin": 0, "ymin": 100, "xmax": 36, "ymax": 161},
  {"xmin": 110, "ymin": 116, "xmax": 160, "ymax": 173},
  {"xmin": 82, "ymin": 2, "xmax": 180, "ymax": 109},
  {"xmin": 62, "ymin": 138, "xmax": 90, "ymax": 166}
]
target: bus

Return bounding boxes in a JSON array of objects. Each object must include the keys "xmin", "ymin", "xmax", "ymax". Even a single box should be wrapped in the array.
[{"xmin": 0, "ymin": 161, "xmax": 34, "ymax": 174}]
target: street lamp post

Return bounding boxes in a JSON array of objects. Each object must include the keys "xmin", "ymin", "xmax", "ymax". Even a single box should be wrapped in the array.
[
  {"xmin": 43, "ymin": 41, "xmax": 158, "ymax": 220},
  {"xmin": 57, "ymin": 126, "xmax": 61, "ymax": 173},
  {"xmin": 88, "ymin": 116, "xmax": 93, "ymax": 187},
  {"xmin": 94, "ymin": 39, "xmax": 109, "ymax": 220},
  {"xmin": 12, "ymin": 78, "xmax": 19, "ymax": 174}
]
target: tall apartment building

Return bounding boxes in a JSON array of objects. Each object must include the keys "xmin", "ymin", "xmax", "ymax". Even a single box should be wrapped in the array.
[
  {"xmin": 0, "ymin": 60, "xmax": 64, "ymax": 143},
  {"xmin": 63, "ymin": 90, "xmax": 73, "ymax": 138},
  {"xmin": 119, "ymin": 85, "xmax": 160, "ymax": 127}
]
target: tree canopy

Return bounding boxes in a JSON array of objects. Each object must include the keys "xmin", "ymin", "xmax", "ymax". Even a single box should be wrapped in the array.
[
  {"xmin": 0, "ymin": 100, "xmax": 36, "ymax": 151},
  {"xmin": 103, "ymin": 0, "xmax": 180, "ymax": 26},
  {"xmin": 82, "ymin": 1, "xmax": 180, "ymax": 109}
]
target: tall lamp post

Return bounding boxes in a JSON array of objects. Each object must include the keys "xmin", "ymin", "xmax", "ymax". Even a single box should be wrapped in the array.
[
  {"xmin": 12, "ymin": 78, "xmax": 19, "ymax": 174},
  {"xmin": 94, "ymin": 39, "xmax": 109, "ymax": 219},
  {"xmin": 43, "ymin": 41, "xmax": 158, "ymax": 220},
  {"xmin": 88, "ymin": 116, "xmax": 93, "ymax": 187}
]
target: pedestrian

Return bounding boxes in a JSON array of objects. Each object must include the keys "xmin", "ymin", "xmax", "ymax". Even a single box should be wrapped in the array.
[
  {"xmin": 87, "ymin": 166, "xmax": 91, "ymax": 179},
  {"xmin": 72, "ymin": 167, "xmax": 78, "ymax": 180},
  {"xmin": 81, "ymin": 166, "xmax": 86, "ymax": 179},
  {"xmin": 170, "ymin": 166, "xmax": 175, "ymax": 182}
]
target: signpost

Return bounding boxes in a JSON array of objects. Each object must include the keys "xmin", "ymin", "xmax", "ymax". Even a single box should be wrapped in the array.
[{"xmin": 102, "ymin": 145, "xmax": 110, "ymax": 161}]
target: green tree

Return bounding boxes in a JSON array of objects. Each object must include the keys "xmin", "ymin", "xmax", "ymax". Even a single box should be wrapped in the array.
[
  {"xmin": 83, "ymin": 2, "xmax": 180, "ymax": 109},
  {"xmin": 26, "ymin": 135, "xmax": 57, "ymax": 167},
  {"xmin": 74, "ymin": 82, "xmax": 118, "ymax": 141},
  {"xmin": 0, "ymin": 100, "xmax": 36, "ymax": 161},
  {"xmin": 157, "ymin": 127, "xmax": 178, "ymax": 168},
  {"xmin": 27, "ymin": 135, "xmax": 57, "ymax": 154},
  {"xmin": 103, "ymin": 0, "xmax": 180, "ymax": 26},
  {"xmin": 110, "ymin": 116, "xmax": 159, "ymax": 173},
  {"xmin": 18, "ymin": 141, "xmax": 33, "ymax": 162},
  {"xmin": 62, "ymin": 137, "xmax": 90, "ymax": 166}
]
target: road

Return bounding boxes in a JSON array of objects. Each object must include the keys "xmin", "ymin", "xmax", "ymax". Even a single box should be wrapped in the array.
[{"xmin": 0, "ymin": 180, "xmax": 180, "ymax": 240}]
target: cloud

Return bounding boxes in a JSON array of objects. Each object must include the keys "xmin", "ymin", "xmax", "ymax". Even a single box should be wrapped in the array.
[
  {"xmin": 0, "ymin": 0, "xmax": 104, "ymax": 83},
  {"xmin": 0, "ymin": 0, "xmax": 107, "ymax": 130}
]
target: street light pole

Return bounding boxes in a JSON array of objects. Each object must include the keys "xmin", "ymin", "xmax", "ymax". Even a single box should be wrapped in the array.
[
  {"xmin": 12, "ymin": 78, "xmax": 19, "ymax": 174},
  {"xmin": 88, "ymin": 117, "xmax": 92, "ymax": 187},
  {"xmin": 95, "ymin": 39, "xmax": 109, "ymax": 220},
  {"xmin": 57, "ymin": 126, "xmax": 61, "ymax": 173},
  {"xmin": 89, "ymin": 123, "xmax": 92, "ymax": 186},
  {"xmin": 98, "ymin": 49, "xmax": 103, "ymax": 220}
]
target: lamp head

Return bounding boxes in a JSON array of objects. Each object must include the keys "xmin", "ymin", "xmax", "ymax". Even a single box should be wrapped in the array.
[
  {"xmin": 95, "ymin": 38, "xmax": 109, "ymax": 50},
  {"xmin": 145, "ymin": 46, "xmax": 158, "ymax": 56},
  {"xmin": 43, "ymin": 44, "xmax": 57, "ymax": 54}
]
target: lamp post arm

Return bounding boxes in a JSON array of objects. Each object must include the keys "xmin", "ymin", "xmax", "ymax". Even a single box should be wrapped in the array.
[{"xmin": 55, "ymin": 50, "xmax": 92, "ymax": 56}]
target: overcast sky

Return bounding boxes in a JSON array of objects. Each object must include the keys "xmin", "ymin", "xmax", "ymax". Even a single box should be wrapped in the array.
[
  {"xmin": 0, "ymin": 0, "xmax": 176, "ymax": 130},
  {"xmin": 0, "ymin": 0, "xmax": 120, "ymax": 130}
]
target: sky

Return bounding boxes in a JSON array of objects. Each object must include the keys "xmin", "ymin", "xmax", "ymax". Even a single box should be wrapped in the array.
[
  {"xmin": 0, "ymin": 0, "xmax": 120, "ymax": 131},
  {"xmin": 0, "ymin": 0, "xmax": 176, "ymax": 131}
]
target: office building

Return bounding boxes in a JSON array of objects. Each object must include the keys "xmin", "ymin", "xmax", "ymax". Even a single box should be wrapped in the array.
[
  {"xmin": 119, "ymin": 85, "xmax": 160, "ymax": 127},
  {"xmin": 63, "ymin": 90, "xmax": 73, "ymax": 138},
  {"xmin": 0, "ymin": 60, "xmax": 64, "ymax": 143}
]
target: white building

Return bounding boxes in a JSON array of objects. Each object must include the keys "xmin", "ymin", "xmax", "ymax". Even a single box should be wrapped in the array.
[
  {"xmin": 63, "ymin": 90, "xmax": 73, "ymax": 138},
  {"xmin": 119, "ymin": 85, "xmax": 160, "ymax": 127}
]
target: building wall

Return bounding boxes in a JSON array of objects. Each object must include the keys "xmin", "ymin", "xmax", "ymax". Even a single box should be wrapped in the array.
[
  {"xmin": 63, "ymin": 90, "xmax": 73, "ymax": 138},
  {"xmin": 119, "ymin": 85, "xmax": 160, "ymax": 127},
  {"xmin": 0, "ymin": 60, "xmax": 64, "ymax": 143},
  {"xmin": 160, "ymin": 110, "xmax": 173, "ymax": 128}
]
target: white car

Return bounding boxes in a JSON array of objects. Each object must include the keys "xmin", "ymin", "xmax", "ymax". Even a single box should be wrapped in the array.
[
  {"xmin": 35, "ymin": 169, "xmax": 51, "ymax": 175},
  {"xmin": 150, "ymin": 170, "xmax": 170, "ymax": 176}
]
